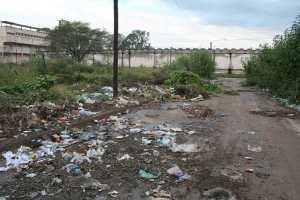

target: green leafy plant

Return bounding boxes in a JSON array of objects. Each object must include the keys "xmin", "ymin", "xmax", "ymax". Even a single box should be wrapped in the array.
[
  {"xmin": 165, "ymin": 71, "xmax": 201, "ymax": 86},
  {"xmin": 168, "ymin": 50, "xmax": 216, "ymax": 79},
  {"xmin": 243, "ymin": 15, "xmax": 300, "ymax": 104}
]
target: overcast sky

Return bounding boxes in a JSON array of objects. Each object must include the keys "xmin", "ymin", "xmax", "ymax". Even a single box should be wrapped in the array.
[{"xmin": 1, "ymin": 0, "xmax": 299, "ymax": 48}]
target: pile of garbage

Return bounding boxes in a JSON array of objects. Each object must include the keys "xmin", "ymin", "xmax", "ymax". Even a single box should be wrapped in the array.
[{"xmin": 182, "ymin": 103, "xmax": 214, "ymax": 118}]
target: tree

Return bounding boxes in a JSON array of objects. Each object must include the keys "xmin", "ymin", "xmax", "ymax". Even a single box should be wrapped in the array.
[
  {"xmin": 48, "ymin": 20, "xmax": 111, "ymax": 62},
  {"xmin": 120, "ymin": 30, "xmax": 151, "ymax": 50}
]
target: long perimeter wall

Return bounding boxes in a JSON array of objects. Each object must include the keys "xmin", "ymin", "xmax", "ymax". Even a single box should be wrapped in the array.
[
  {"xmin": 88, "ymin": 49, "xmax": 258, "ymax": 73},
  {"xmin": 0, "ymin": 48, "xmax": 258, "ymax": 73}
]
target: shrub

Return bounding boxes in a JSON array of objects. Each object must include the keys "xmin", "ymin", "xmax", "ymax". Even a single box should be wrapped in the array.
[
  {"xmin": 0, "ymin": 75, "xmax": 55, "ymax": 94},
  {"xmin": 243, "ymin": 15, "xmax": 300, "ymax": 104},
  {"xmin": 165, "ymin": 71, "xmax": 201, "ymax": 86},
  {"xmin": 31, "ymin": 53, "xmax": 47, "ymax": 75},
  {"xmin": 173, "ymin": 84, "xmax": 207, "ymax": 98},
  {"xmin": 169, "ymin": 51, "xmax": 216, "ymax": 79}
]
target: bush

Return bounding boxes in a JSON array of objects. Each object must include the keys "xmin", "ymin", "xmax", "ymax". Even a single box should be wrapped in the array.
[
  {"xmin": 173, "ymin": 84, "xmax": 208, "ymax": 98},
  {"xmin": 0, "ymin": 75, "xmax": 55, "ymax": 94},
  {"xmin": 31, "ymin": 53, "xmax": 47, "ymax": 75},
  {"xmin": 169, "ymin": 51, "xmax": 216, "ymax": 79},
  {"xmin": 243, "ymin": 15, "xmax": 300, "ymax": 104},
  {"xmin": 165, "ymin": 71, "xmax": 201, "ymax": 86},
  {"xmin": 119, "ymin": 67, "xmax": 169, "ymax": 86}
]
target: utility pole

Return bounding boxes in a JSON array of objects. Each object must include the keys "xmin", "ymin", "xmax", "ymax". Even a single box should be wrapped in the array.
[{"xmin": 113, "ymin": 0, "xmax": 119, "ymax": 98}]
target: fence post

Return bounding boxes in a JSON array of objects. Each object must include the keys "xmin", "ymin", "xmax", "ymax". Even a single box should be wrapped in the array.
[
  {"xmin": 153, "ymin": 49, "xmax": 156, "ymax": 68},
  {"xmin": 121, "ymin": 50, "xmax": 124, "ymax": 67},
  {"xmin": 228, "ymin": 51, "xmax": 233, "ymax": 74},
  {"xmin": 15, "ymin": 48, "xmax": 18, "ymax": 64},
  {"xmin": 213, "ymin": 50, "xmax": 216, "ymax": 62},
  {"xmin": 1, "ymin": 46, "xmax": 4, "ymax": 63},
  {"xmin": 169, "ymin": 49, "xmax": 172, "ymax": 65},
  {"xmin": 128, "ymin": 49, "xmax": 131, "ymax": 68}
]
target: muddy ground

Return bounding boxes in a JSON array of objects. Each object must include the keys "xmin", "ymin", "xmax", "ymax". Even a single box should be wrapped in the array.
[{"xmin": 1, "ymin": 78, "xmax": 300, "ymax": 200}]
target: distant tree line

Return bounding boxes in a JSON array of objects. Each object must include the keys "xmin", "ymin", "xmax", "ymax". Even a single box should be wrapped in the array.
[{"xmin": 47, "ymin": 20, "xmax": 151, "ymax": 62}]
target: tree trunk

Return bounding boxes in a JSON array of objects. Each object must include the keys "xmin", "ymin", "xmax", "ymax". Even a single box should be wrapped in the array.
[{"xmin": 113, "ymin": 0, "xmax": 119, "ymax": 98}]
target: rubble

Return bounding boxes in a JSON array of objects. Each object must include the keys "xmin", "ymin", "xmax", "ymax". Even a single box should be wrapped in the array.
[
  {"xmin": 117, "ymin": 154, "xmax": 133, "ymax": 161},
  {"xmin": 182, "ymin": 104, "xmax": 214, "ymax": 118},
  {"xmin": 190, "ymin": 94, "xmax": 205, "ymax": 101},
  {"xmin": 247, "ymin": 145, "xmax": 262, "ymax": 153},
  {"xmin": 79, "ymin": 108, "xmax": 97, "ymax": 117},
  {"xmin": 171, "ymin": 143, "xmax": 199, "ymax": 153},
  {"xmin": 108, "ymin": 190, "xmax": 119, "ymax": 198},
  {"xmin": 81, "ymin": 178, "xmax": 110, "ymax": 192},
  {"xmin": 63, "ymin": 163, "xmax": 81, "ymax": 176}
]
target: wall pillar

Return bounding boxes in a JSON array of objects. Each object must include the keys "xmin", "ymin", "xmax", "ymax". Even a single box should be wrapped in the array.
[
  {"xmin": 1, "ymin": 46, "xmax": 4, "ymax": 63},
  {"xmin": 128, "ymin": 49, "xmax": 131, "ymax": 68},
  {"xmin": 153, "ymin": 49, "xmax": 156, "ymax": 68},
  {"xmin": 121, "ymin": 51, "xmax": 124, "ymax": 67},
  {"xmin": 228, "ymin": 52, "xmax": 233, "ymax": 74},
  {"xmin": 169, "ymin": 49, "xmax": 172, "ymax": 65},
  {"xmin": 15, "ymin": 48, "xmax": 18, "ymax": 64}
]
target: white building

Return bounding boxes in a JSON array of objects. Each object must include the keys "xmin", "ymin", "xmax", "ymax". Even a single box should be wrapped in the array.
[{"xmin": 0, "ymin": 21, "xmax": 49, "ymax": 63}]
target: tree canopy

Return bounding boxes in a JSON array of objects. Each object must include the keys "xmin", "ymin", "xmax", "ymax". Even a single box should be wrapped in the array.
[
  {"xmin": 120, "ymin": 30, "xmax": 151, "ymax": 50},
  {"xmin": 48, "ymin": 20, "xmax": 111, "ymax": 62}
]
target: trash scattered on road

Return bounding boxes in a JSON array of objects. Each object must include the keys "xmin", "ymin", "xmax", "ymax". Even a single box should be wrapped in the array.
[
  {"xmin": 25, "ymin": 173, "xmax": 37, "ymax": 178},
  {"xmin": 171, "ymin": 143, "xmax": 199, "ymax": 153},
  {"xmin": 139, "ymin": 168, "xmax": 161, "ymax": 179},
  {"xmin": 70, "ymin": 152, "xmax": 91, "ymax": 164},
  {"xmin": 220, "ymin": 168, "xmax": 244, "ymax": 182},
  {"xmin": 244, "ymin": 156, "xmax": 253, "ymax": 160},
  {"xmin": 248, "ymin": 131, "xmax": 256, "ymax": 135},
  {"xmin": 79, "ymin": 108, "xmax": 97, "ymax": 117},
  {"xmin": 117, "ymin": 154, "xmax": 133, "ymax": 161},
  {"xmin": 63, "ymin": 163, "xmax": 81, "ymax": 176},
  {"xmin": 248, "ymin": 145, "xmax": 262, "ymax": 153},
  {"xmin": 52, "ymin": 177, "xmax": 62, "ymax": 184},
  {"xmin": 81, "ymin": 178, "xmax": 109, "ymax": 192},
  {"xmin": 245, "ymin": 168, "xmax": 254, "ymax": 173},
  {"xmin": 167, "ymin": 165, "xmax": 191, "ymax": 182},
  {"xmin": 142, "ymin": 137, "xmax": 153, "ymax": 145},
  {"xmin": 1, "ymin": 146, "xmax": 33, "ymax": 171},
  {"xmin": 108, "ymin": 190, "xmax": 119, "ymax": 198},
  {"xmin": 183, "ymin": 104, "xmax": 214, "ymax": 118},
  {"xmin": 190, "ymin": 94, "xmax": 204, "ymax": 102},
  {"xmin": 187, "ymin": 130, "xmax": 195, "ymax": 135}
]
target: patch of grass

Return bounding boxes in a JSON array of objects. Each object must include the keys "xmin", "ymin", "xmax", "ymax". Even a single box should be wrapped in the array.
[
  {"xmin": 119, "ymin": 67, "xmax": 169, "ymax": 86},
  {"xmin": 203, "ymin": 83, "xmax": 223, "ymax": 94}
]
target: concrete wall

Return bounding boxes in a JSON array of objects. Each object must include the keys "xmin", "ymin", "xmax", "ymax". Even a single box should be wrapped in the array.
[{"xmin": 87, "ymin": 49, "xmax": 256, "ymax": 72}]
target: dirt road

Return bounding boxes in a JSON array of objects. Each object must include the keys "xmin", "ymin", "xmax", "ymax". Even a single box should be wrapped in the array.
[
  {"xmin": 0, "ymin": 78, "xmax": 300, "ymax": 200},
  {"xmin": 206, "ymin": 78, "xmax": 300, "ymax": 200}
]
